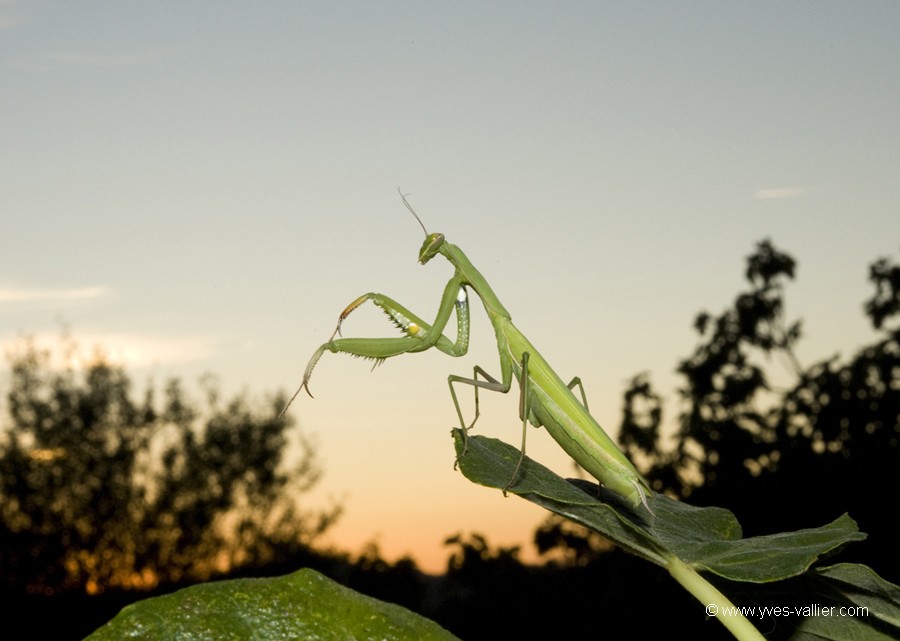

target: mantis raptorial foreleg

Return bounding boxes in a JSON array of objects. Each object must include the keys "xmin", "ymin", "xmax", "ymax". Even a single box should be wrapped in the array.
[
  {"xmin": 288, "ymin": 276, "xmax": 472, "ymax": 408},
  {"xmin": 329, "ymin": 292, "xmax": 461, "ymax": 355}
]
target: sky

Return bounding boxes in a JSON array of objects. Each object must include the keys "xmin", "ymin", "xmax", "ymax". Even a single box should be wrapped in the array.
[{"xmin": 1, "ymin": 2, "xmax": 898, "ymax": 573}]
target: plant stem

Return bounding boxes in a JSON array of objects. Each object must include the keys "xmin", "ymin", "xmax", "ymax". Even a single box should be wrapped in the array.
[{"xmin": 667, "ymin": 556, "xmax": 766, "ymax": 641}]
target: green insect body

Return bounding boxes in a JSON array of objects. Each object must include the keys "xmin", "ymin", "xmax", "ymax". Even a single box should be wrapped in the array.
[{"xmin": 283, "ymin": 193, "xmax": 652, "ymax": 511}]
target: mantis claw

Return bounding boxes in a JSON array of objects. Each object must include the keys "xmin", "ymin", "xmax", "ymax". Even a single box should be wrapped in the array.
[
  {"xmin": 329, "ymin": 316, "xmax": 347, "ymax": 341},
  {"xmin": 452, "ymin": 425, "xmax": 470, "ymax": 472},
  {"xmin": 326, "ymin": 293, "xmax": 372, "ymax": 342}
]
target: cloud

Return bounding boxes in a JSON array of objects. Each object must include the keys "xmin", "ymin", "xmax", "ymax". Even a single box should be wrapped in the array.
[
  {"xmin": 755, "ymin": 187, "xmax": 805, "ymax": 200},
  {"xmin": 0, "ymin": 285, "xmax": 110, "ymax": 304},
  {"xmin": 45, "ymin": 49, "xmax": 170, "ymax": 67},
  {"xmin": 1, "ymin": 331, "xmax": 215, "ymax": 369},
  {"xmin": 0, "ymin": 0, "xmax": 25, "ymax": 30},
  {"xmin": 75, "ymin": 333, "xmax": 215, "ymax": 368}
]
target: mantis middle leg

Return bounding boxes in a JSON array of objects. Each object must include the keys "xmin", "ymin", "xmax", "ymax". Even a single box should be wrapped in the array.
[
  {"xmin": 448, "ymin": 359, "xmax": 593, "ymax": 493},
  {"xmin": 447, "ymin": 349, "xmax": 531, "ymax": 493}
]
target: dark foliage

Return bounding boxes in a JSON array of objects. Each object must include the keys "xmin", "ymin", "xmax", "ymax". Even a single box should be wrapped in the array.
[
  {"xmin": 620, "ymin": 241, "xmax": 899, "ymax": 581},
  {"xmin": 0, "ymin": 338, "xmax": 340, "ymax": 637}
]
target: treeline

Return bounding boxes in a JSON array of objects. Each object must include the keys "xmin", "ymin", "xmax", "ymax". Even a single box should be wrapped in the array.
[
  {"xmin": 0, "ymin": 239, "xmax": 896, "ymax": 639},
  {"xmin": 619, "ymin": 240, "xmax": 898, "ymax": 579}
]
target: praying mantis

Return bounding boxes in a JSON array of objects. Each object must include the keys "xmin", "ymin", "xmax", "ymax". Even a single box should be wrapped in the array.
[{"xmin": 282, "ymin": 190, "xmax": 653, "ymax": 512}]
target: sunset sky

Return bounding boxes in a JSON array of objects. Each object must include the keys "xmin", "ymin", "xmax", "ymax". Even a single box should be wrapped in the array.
[{"xmin": 2, "ymin": 2, "xmax": 898, "ymax": 573}]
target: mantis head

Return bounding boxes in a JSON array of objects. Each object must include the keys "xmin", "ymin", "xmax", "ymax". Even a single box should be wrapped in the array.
[{"xmin": 418, "ymin": 232, "xmax": 445, "ymax": 265}]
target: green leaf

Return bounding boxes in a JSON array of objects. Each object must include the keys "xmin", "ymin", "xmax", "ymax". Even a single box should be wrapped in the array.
[
  {"xmin": 661, "ymin": 513, "xmax": 865, "ymax": 583},
  {"xmin": 84, "ymin": 568, "xmax": 461, "ymax": 641},
  {"xmin": 453, "ymin": 431, "xmax": 900, "ymax": 640},
  {"xmin": 723, "ymin": 563, "xmax": 900, "ymax": 640},
  {"xmin": 802, "ymin": 564, "xmax": 900, "ymax": 634},
  {"xmin": 454, "ymin": 430, "xmax": 864, "ymax": 583}
]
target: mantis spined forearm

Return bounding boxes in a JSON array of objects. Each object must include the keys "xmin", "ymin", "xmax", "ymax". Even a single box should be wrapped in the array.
[{"xmin": 283, "ymin": 190, "xmax": 653, "ymax": 511}]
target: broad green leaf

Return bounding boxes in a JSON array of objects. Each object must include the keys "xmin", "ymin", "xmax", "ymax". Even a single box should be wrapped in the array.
[
  {"xmin": 805, "ymin": 564, "xmax": 900, "ymax": 632},
  {"xmin": 453, "ymin": 431, "xmax": 900, "ymax": 640},
  {"xmin": 722, "ymin": 564, "xmax": 900, "ymax": 640},
  {"xmin": 454, "ymin": 431, "xmax": 865, "ymax": 582},
  {"xmin": 84, "ymin": 568, "xmax": 460, "ymax": 641},
  {"xmin": 660, "ymin": 513, "xmax": 865, "ymax": 583},
  {"xmin": 453, "ymin": 428, "xmax": 670, "ymax": 563}
]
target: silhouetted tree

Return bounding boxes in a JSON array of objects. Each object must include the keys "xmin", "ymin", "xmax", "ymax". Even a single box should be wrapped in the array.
[
  {"xmin": 533, "ymin": 515, "xmax": 614, "ymax": 567},
  {"xmin": 617, "ymin": 241, "xmax": 899, "ymax": 579},
  {"xmin": 764, "ymin": 249, "xmax": 899, "ymax": 572},
  {"xmin": 0, "ymin": 336, "xmax": 341, "ymax": 598},
  {"xmin": 430, "ymin": 531, "xmax": 704, "ymax": 639}
]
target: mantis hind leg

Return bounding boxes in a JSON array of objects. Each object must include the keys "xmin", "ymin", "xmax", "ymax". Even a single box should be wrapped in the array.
[
  {"xmin": 561, "ymin": 377, "xmax": 654, "ymax": 514},
  {"xmin": 504, "ymin": 363, "xmax": 586, "ymax": 494},
  {"xmin": 505, "ymin": 352, "xmax": 532, "ymax": 495},
  {"xmin": 567, "ymin": 377, "xmax": 589, "ymax": 410}
]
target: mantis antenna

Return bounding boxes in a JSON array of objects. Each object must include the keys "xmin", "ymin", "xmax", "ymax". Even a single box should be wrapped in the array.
[{"xmin": 399, "ymin": 187, "xmax": 429, "ymax": 237}]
